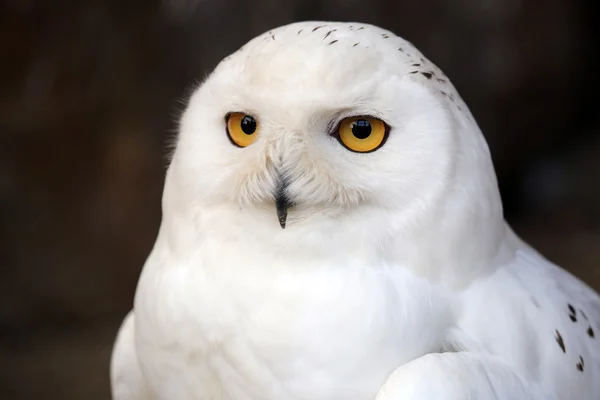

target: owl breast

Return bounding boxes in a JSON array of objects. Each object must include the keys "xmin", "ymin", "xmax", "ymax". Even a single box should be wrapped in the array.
[{"xmin": 134, "ymin": 246, "xmax": 453, "ymax": 400}]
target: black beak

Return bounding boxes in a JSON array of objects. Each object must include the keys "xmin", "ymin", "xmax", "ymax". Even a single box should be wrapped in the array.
[
  {"xmin": 276, "ymin": 195, "xmax": 290, "ymax": 229},
  {"xmin": 275, "ymin": 176, "xmax": 291, "ymax": 229}
]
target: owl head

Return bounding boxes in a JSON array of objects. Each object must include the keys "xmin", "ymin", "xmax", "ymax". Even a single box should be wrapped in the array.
[{"xmin": 164, "ymin": 21, "xmax": 508, "ymax": 283}]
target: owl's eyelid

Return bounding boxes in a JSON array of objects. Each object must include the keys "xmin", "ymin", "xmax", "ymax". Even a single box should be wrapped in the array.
[{"xmin": 223, "ymin": 110, "xmax": 259, "ymax": 122}]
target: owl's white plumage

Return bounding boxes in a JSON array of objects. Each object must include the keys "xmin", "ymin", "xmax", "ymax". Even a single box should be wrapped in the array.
[{"xmin": 110, "ymin": 21, "xmax": 600, "ymax": 400}]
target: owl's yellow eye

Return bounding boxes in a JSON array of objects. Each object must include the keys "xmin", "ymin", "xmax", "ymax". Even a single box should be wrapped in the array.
[
  {"xmin": 336, "ymin": 116, "xmax": 388, "ymax": 153},
  {"xmin": 226, "ymin": 112, "xmax": 259, "ymax": 147}
]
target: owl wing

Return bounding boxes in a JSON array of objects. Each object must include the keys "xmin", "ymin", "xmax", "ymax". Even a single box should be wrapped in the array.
[
  {"xmin": 454, "ymin": 235, "xmax": 600, "ymax": 399},
  {"xmin": 110, "ymin": 311, "xmax": 153, "ymax": 400}
]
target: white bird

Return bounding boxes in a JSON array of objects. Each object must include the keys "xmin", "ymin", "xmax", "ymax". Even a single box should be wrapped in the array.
[{"xmin": 110, "ymin": 21, "xmax": 600, "ymax": 400}]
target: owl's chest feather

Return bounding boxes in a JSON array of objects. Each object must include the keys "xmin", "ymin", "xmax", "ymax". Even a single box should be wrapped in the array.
[{"xmin": 135, "ymin": 248, "xmax": 452, "ymax": 400}]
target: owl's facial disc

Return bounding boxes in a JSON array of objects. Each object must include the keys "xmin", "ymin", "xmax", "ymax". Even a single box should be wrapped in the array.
[{"xmin": 224, "ymin": 111, "xmax": 394, "ymax": 228}]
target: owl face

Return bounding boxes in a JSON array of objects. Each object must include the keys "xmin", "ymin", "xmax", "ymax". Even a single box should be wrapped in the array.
[{"xmin": 170, "ymin": 21, "xmax": 484, "ymax": 231}]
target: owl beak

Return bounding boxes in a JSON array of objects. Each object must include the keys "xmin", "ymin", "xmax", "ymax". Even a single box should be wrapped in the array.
[
  {"xmin": 275, "ymin": 176, "xmax": 290, "ymax": 229},
  {"xmin": 276, "ymin": 195, "xmax": 290, "ymax": 229}
]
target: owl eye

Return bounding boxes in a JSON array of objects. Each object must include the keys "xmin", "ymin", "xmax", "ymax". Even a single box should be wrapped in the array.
[
  {"xmin": 335, "ymin": 116, "xmax": 388, "ymax": 153},
  {"xmin": 226, "ymin": 112, "xmax": 259, "ymax": 147}
]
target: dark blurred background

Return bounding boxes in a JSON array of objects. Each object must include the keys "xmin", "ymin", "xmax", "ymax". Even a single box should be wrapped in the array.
[{"xmin": 1, "ymin": 0, "xmax": 599, "ymax": 398}]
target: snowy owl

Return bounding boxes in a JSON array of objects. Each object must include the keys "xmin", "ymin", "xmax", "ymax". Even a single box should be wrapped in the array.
[{"xmin": 110, "ymin": 21, "xmax": 600, "ymax": 400}]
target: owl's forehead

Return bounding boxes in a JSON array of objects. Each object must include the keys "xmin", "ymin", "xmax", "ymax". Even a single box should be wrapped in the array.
[
  {"xmin": 204, "ymin": 21, "xmax": 464, "ymax": 118},
  {"xmin": 215, "ymin": 22, "xmax": 427, "ymax": 92}
]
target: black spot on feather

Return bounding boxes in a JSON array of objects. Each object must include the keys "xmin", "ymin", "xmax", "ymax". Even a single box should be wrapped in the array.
[
  {"xmin": 555, "ymin": 330, "xmax": 566, "ymax": 353},
  {"xmin": 576, "ymin": 356, "xmax": 584, "ymax": 372},
  {"xmin": 568, "ymin": 304, "xmax": 577, "ymax": 322},
  {"xmin": 323, "ymin": 29, "xmax": 336, "ymax": 40}
]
